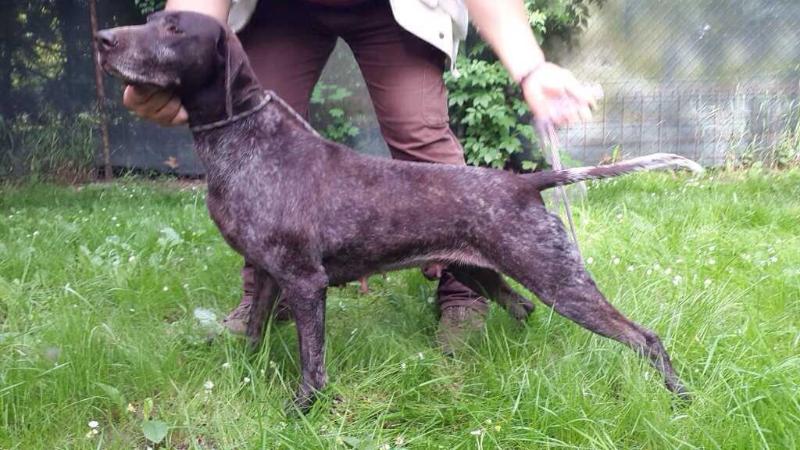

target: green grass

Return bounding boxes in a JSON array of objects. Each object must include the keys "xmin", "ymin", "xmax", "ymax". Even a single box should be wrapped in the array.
[{"xmin": 1, "ymin": 170, "xmax": 799, "ymax": 449}]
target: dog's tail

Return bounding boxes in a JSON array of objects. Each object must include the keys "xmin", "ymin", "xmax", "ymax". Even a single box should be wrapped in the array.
[{"xmin": 528, "ymin": 153, "xmax": 704, "ymax": 191}]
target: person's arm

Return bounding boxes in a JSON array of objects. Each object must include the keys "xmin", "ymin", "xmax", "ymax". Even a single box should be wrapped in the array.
[
  {"xmin": 164, "ymin": 0, "xmax": 229, "ymax": 22},
  {"xmin": 123, "ymin": 0, "xmax": 231, "ymax": 126},
  {"xmin": 464, "ymin": 0, "xmax": 598, "ymax": 126}
]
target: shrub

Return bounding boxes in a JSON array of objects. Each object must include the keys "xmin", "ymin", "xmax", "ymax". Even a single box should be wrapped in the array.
[
  {"xmin": 0, "ymin": 109, "xmax": 98, "ymax": 182},
  {"xmin": 446, "ymin": 0, "xmax": 605, "ymax": 169}
]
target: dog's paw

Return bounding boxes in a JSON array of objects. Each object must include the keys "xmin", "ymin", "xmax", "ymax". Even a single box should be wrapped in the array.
[
  {"xmin": 498, "ymin": 294, "xmax": 535, "ymax": 322},
  {"xmin": 284, "ymin": 387, "xmax": 319, "ymax": 416}
]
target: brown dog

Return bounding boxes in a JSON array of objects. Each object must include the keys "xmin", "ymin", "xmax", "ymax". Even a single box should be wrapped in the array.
[{"xmin": 97, "ymin": 11, "xmax": 699, "ymax": 411}]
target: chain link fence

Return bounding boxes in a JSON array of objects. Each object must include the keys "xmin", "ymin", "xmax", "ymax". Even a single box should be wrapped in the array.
[
  {"xmin": 550, "ymin": 0, "xmax": 800, "ymax": 165},
  {"xmin": 1, "ymin": 0, "xmax": 798, "ymax": 179}
]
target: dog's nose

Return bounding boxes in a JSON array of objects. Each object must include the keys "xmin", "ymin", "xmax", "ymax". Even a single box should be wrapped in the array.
[{"xmin": 95, "ymin": 29, "xmax": 118, "ymax": 51}]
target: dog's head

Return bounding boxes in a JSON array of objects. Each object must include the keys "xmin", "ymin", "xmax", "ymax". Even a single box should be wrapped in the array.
[
  {"xmin": 97, "ymin": 10, "xmax": 263, "ymax": 125},
  {"xmin": 96, "ymin": 11, "xmax": 230, "ymax": 91}
]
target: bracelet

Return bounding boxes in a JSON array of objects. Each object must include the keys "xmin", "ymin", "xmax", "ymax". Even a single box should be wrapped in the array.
[{"xmin": 516, "ymin": 60, "xmax": 547, "ymax": 86}]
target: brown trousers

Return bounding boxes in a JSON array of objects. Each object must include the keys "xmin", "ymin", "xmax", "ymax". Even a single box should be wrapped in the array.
[{"xmin": 237, "ymin": 0, "xmax": 485, "ymax": 310}]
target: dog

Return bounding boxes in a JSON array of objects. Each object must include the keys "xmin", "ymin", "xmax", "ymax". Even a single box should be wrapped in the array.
[{"xmin": 96, "ymin": 11, "xmax": 699, "ymax": 411}]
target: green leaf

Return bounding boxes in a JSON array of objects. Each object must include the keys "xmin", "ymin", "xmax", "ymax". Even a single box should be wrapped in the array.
[
  {"xmin": 340, "ymin": 436, "xmax": 361, "ymax": 448},
  {"xmin": 142, "ymin": 397, "xmax": 154, "ymax": 419},
  {"xmin": 142, "ymin": 420, "xmax": 169, "ymax": 444},
  {"xmin": 95, "ymin": 382, "xmax": 125, "ymax": 411}
]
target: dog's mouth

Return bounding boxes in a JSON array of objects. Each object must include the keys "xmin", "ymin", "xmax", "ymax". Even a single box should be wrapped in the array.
[{"xmin": 101, "ymin": 60, "xmax": 171, "ymax": 89}]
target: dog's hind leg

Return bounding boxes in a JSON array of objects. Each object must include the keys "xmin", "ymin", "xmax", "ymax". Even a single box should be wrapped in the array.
[
  {"xmin": 489, "ymin": 213, "xmax": 688, "ymax": 397},
  {"xmin": 448, "ymin": 266, "xmax": 535, "ymax": 321},
  {"xmin": 245, "ymin": 269, "xmax": 279, "ymax": 349}
]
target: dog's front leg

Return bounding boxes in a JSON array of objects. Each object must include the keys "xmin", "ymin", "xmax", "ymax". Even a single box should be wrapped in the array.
[{"xmin": 282, "ymin": 275, "xmax": 329, "ymax": 412}]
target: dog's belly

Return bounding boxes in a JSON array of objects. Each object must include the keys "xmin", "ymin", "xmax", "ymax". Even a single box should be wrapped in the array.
[{"xmin": 322, "ymin": 243, "xmax": 494, "ymax": 286}]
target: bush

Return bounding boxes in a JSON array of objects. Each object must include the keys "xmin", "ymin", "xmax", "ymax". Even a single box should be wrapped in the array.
[
  {"xmin": 0, "ymin": 109, "xmax": 98, "ymax": 182},
  {"xmin": 446, "ymin": 0, "xmax": 605, "ymax": 169}
]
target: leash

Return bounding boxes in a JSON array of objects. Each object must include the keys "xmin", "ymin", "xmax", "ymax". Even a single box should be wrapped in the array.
[
  {"xmin": 189, "ymin": 93, "xmax": 272, "ymax": 133},
  {"xmin": 534, "ymin": 118, "xmax": 581, "ymax": 257}
]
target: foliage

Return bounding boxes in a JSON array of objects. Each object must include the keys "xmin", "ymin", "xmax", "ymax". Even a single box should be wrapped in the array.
[
  {"xmin": 446, "ymin": 0, "xmax": 605, "ymax": 169},
  {"xmin": 2, "ymin": 172, "xmax": 800, "ymax": 447},
  {"xmin": 445, "ymin": 59, "xmax": 536, "ymax": 168},
  {"xmin": 133, "ymin": 0, "xmax": 166, "ymax": 15},
  {"xmin": 736, "ymin": 114, "xmax": 800, "ymax": 170},
  {"xmin": 0, "ymin": 109, "xmax": 97, "ymax": 181},
  {"xmin": 310, "ymin": 82, "xmax": 361, "ymax": 144}
]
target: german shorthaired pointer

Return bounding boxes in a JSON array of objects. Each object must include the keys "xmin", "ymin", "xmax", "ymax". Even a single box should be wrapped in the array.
[{"xmin": 97, "ymin": 11, "xmax": 699, "ymax": 410}]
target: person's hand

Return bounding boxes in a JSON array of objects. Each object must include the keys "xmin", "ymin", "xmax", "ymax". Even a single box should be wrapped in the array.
[
  {"xmin": 122, "ymin": 84, "xmax": 188, "ymax": 126},
  {"xmin": 520, "ymin": 62, "xmax": 601, "ymax": 127}
]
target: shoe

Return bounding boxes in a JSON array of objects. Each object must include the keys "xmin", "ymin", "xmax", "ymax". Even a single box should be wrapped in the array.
[
  {"xmin": 222, "ymin": 298, "xmax": 251, "ymax": 335},
  {"xmin": 222, "ymin": 297, "xmax": 293, "ymax": 335},
  {"xmin": 435, "ymin": 304, "xmax": 487, "ymax": 356}
]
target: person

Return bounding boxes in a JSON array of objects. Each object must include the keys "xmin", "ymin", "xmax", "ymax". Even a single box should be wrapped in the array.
[{"xmin": 123, "ymin": 0, "xmax": 598, "ymax": 353}]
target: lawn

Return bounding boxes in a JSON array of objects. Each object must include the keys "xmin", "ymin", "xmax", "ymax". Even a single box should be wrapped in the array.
[{"xmin": 1, "ymin": 170, "xmax": 799, "ymax": 449}]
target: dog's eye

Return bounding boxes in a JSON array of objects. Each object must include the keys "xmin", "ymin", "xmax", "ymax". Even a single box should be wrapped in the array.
[{"xmin": 165, "ymin": 23, "xmax": 183, "ymax": 34}]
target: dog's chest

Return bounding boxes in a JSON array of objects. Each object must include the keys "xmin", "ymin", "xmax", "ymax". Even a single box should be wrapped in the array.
[{"xmin": 205, "ymin": 190, "xmax": 255, "ymax": 255}]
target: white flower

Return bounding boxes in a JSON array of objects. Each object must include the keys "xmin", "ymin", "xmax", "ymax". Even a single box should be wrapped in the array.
[
  {"xmin": 707, "ymin": 258, "xmax": 716, "ymax": 265},
  {"xmin": 672, "ymin": 275, "xmax": 682, "ymax": 285},
  {"xmin": 704, "ymin": 279, "xmax": 712, "ymax": 287},
  {"xmin": 203, "ymin": 380, "xmax": 214, "ymax": 391},
  {"xmin": 243, "ymin": 377, "xmax": 251, "ymax": 384},
  {"xmin": 163, "ymin": 286, "xmax": 169, "ymax": 291},
  {"xmin": 400, "ymin": 362, "xmax": 407, "ymax": 370},
  {"xmin": 88, "ymin": 420, "xmax": 99, "ymax": 429},
  {"xmin": 127, "ymin": 403, "xmax": 136, "ymax": 413},
  {"xmin": 612, "ymin": 257, "xmax": 620, "ymax": 265},
  {"xmin": 222, "ymin": 362, "xmax": 231, "ymax": 369},
  {"xmin": 615, "ymin": 213, "xmax": 623, "ymax": 221},
  {"xmin": 646, "ymin": 269, "xmax": 653, "ymax": 276},
  {"xmin": 626, "ymin": 266, "xmax": 635, "ymax": 272},
  {"xmin": 470, "ymin": 429, "xmax": 484, "ymax": 436},
  {"xmin": 586, "ymin": 257, "xmax": 594, "ymax": 265},
  {"xmin": 417, "ymin": 352, "xmax": 424, "ymax": 360}
]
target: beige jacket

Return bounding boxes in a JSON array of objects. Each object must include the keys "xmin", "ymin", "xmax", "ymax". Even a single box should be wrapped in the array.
[{"xmin": 228, "ymin": 0, "xmax": 468, "ymax": 69}]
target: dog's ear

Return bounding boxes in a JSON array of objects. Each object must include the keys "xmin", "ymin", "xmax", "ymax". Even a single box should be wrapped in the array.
[
  {"xmin": 215, "ymin": 25, "xmax": 234, "ymax": 118},
  {"xmin": 215, "ymin": 25, "xmax": 253, "ymax": 118}
]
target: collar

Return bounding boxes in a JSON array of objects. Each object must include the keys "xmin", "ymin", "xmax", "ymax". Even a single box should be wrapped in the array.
[{"xmin": 189, "ymin": 93, "xmax": 272, "ymax": 133}]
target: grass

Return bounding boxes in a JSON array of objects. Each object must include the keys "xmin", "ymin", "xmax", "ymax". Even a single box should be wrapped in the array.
[{"xmin": 1, "ymin": 170, "xmax": 799, "ymax": 449}]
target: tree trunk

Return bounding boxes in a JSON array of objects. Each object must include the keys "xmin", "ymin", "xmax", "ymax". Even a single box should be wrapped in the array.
[{"xmin": 88, "ymin": 0, "xmax": 112, "ymax": 180}]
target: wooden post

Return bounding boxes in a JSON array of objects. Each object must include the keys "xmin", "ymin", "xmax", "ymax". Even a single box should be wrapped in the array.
[{"xmin": 88, "ymin": 0, "xmax": 112, "ymax": 181}]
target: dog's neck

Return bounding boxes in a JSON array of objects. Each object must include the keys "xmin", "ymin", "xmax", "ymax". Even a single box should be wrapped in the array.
[{"xmin": 180, "ymin": 37, "xmax": 265, "ymax": 129}]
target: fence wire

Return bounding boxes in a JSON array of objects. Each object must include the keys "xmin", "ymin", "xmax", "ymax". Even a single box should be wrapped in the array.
[
  {"xmin": 552, "ymin": 0, "xmax": 800, "ymax": 165},
  {"xmin": 1, "ymin": 0, "xmax": 798, "ymax": 177}
]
